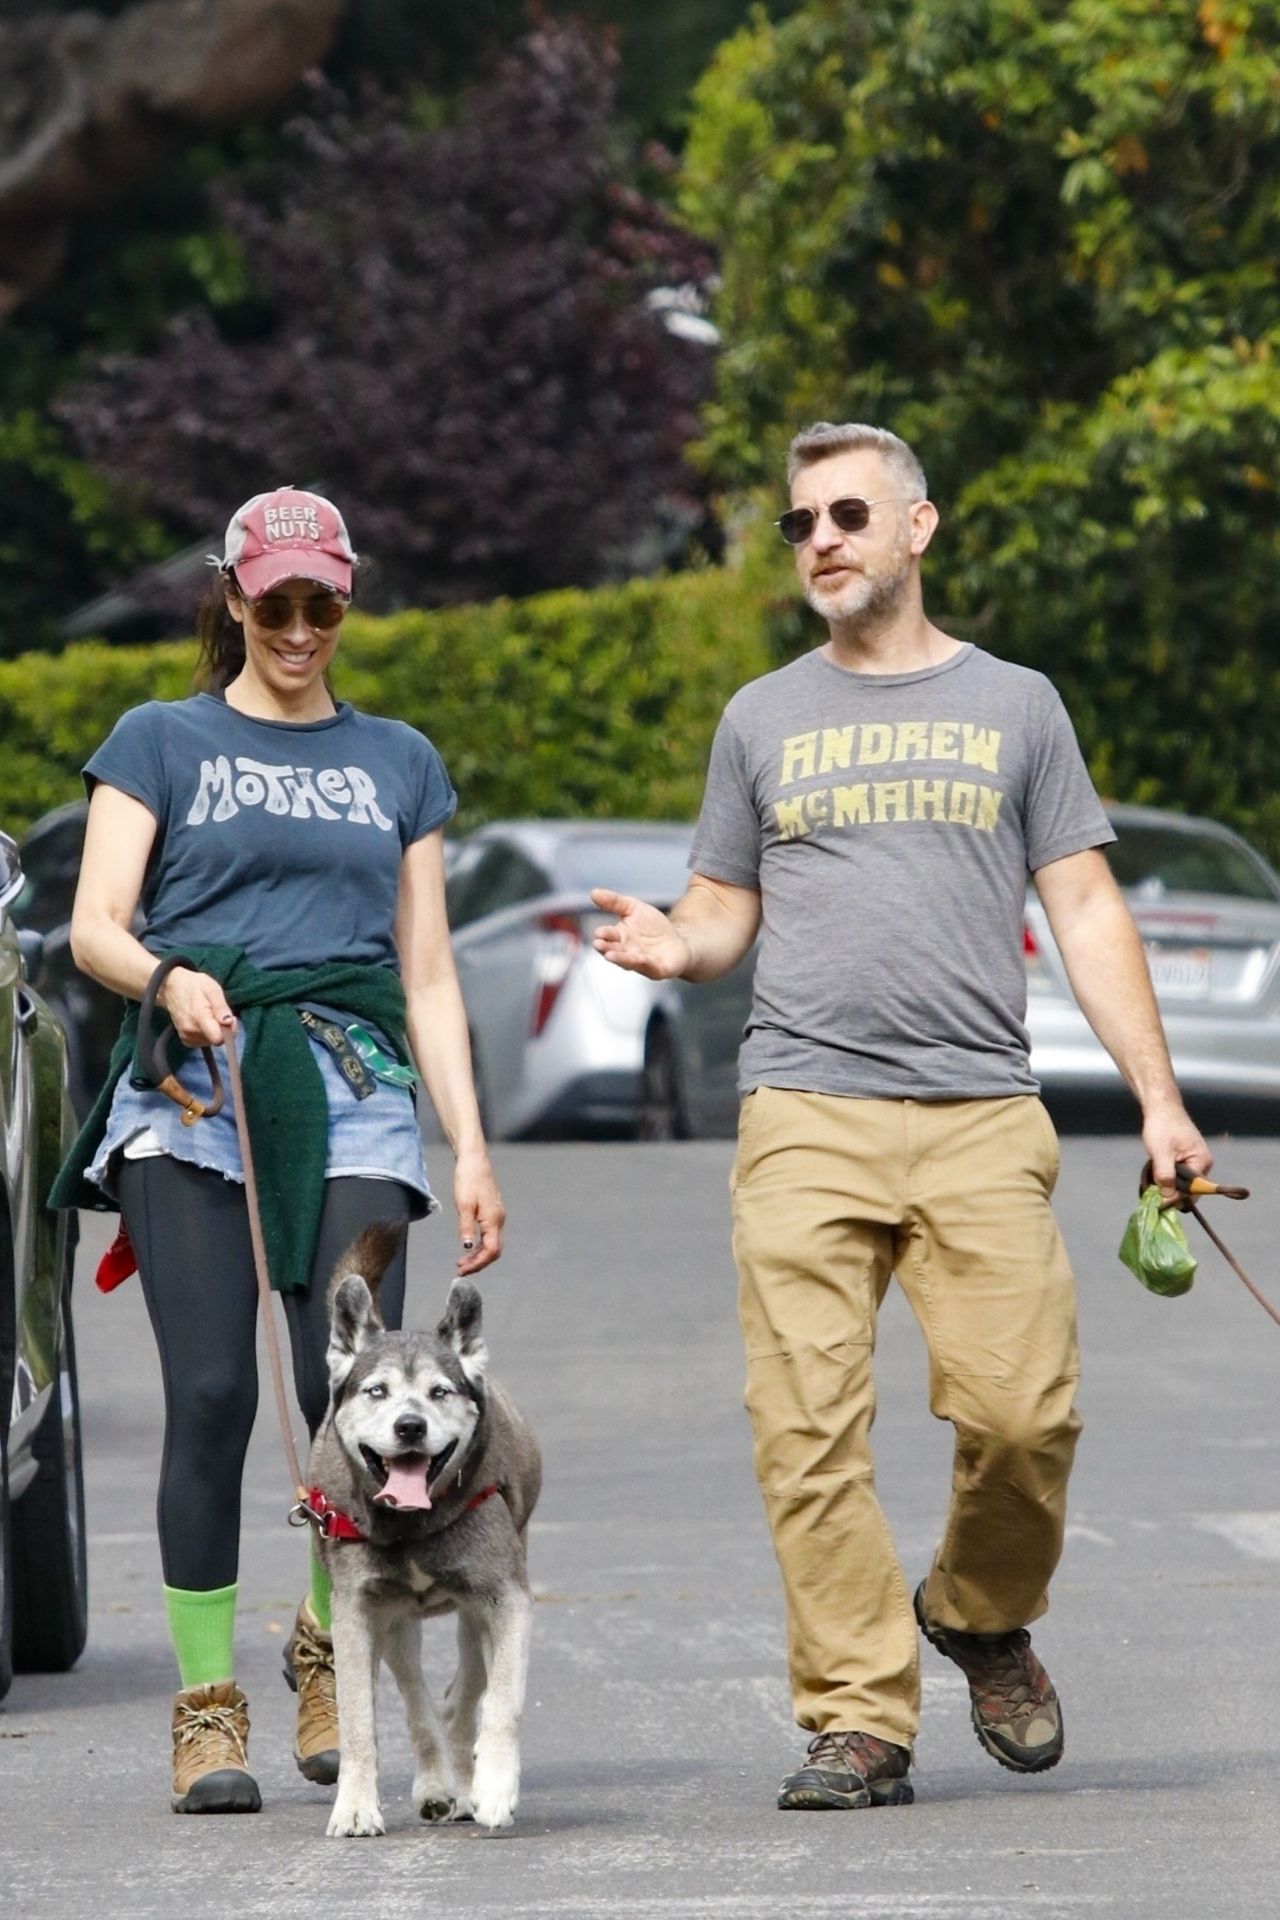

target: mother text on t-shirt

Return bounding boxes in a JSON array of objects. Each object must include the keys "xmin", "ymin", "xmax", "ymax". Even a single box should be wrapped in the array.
[{"xmin": 186, "ymin": 755, "xmax": 394, "ymax": 830}]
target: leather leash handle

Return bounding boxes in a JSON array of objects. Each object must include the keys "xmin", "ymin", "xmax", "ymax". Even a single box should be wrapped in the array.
[
  {"xmin": 135, "ymin": 954, "xmax": 225, "ymax": 1124},
  {"xmin": 223, "ymin": 1038, "xmax": 308, "ymax": 1501},
  {"xmin": 1137, "ymin": 1157, "xmax": 1278, "ymax": 1331},
  {"xmin": 1137, "ymin": 1158, "xmax": 1250, "ymax": 1205},
  {"xmin": 1178, "ymin": 1171, "xmax": 1250, "ymax": 1202}
]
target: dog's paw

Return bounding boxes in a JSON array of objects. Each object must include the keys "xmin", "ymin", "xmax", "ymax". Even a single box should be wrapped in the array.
[
  {"xmin": 414, "ymin": 1781, "xmax": 458, "ymax": 1824},
  {"xmin": 470, "ymin": 1757, "xmax": 518, "ymax": 1831},
  {"xmin": 326, "ymin": 1798, "xmax": 386, "ymax": 1839},
  {"xmin": 470, "ymin": 1791, "xmax": 516, "ymax": 1831}
]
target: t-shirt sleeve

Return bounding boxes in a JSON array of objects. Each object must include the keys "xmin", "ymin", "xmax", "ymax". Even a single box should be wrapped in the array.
[
  {"xmin": 688, "ymin": 711, "xmax": 762, "ymax": 888},
  {"xmin": 83, "ymin": 703, "xmax": 170, "ymax": 823},
  {"xmin": 1022, "ymin": 685, "xmax": 1116, "ymax": 872},
  {"xmin": 404, "ymin": 731, "xmax": 458, "ymax": 845}
]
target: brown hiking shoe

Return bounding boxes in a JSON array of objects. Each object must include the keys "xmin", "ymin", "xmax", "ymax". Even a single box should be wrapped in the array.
[
  {"xmin": 914, "ymin": 1582, "xmax": 1064, "ymax": 1774},
  {"xmin": 283, "ymin": 1598, "xmax": 340, "ymax": 1786},
  {"xmin": 171, "ymin": 1681, "xmax": 261, "ymax": 1813},
  {"xmin": 777, "ymin": 1730, "xmax": 914, "ymax": 1811}
]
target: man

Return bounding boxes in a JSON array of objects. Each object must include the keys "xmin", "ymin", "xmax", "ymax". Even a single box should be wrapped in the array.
[{"xmin": 591, "ymin": 421, "xmax": 1211, "ymax": 1812}]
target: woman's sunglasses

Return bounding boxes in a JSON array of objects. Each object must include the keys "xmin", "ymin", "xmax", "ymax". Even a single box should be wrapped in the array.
[
  {"xmin": 775, "ymin": 495, "xmax": 913, "ymax": 546},
  {"xmin": 246, "ymin": 592, "xmax": 348, "ymax": 634}
]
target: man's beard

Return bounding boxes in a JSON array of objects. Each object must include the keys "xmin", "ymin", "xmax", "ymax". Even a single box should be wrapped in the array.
[{"xmin": 804, "ymin": 549, "xmax": 912, "ymax": 630}]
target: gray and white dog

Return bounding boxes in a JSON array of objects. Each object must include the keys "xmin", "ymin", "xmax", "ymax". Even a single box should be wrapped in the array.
[{"xmin": 308, "ymin": 1222, "xmax": 541, "ymax": 1839}]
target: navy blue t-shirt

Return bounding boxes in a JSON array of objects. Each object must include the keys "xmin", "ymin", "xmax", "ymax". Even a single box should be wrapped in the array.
[{"xmin": 86, "ymin": 694, "xmax": 456, "ymax": 969}]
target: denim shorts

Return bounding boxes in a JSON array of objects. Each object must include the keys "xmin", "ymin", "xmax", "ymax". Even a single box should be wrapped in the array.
[{"xmin": 86, "ymin": 1020, "xmax": 437, "ymax": 1217}]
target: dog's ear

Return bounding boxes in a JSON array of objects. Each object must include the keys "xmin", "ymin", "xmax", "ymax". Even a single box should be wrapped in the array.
[
  {"xmin": 438, "ymin": 1281, "xmax": 488, "ymax": 1395},
  {"xmin": 327, "ymin": 1273, "xmax": 383, "ymax": 1395}
]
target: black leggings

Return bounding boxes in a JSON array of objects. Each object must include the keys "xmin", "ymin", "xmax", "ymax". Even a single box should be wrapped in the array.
[{"xmin": 118, "ymin": 1157, "xmax": 413, "ymax": 1591}]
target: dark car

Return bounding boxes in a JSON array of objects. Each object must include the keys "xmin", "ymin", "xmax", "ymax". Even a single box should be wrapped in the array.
[
  {"xmin": 13, "ymin": 802, "xmax": 122, "ymax": 1121},
  {"xmin": 1, "ymin": 829, "xmax": 88, "ymax": 1699}
]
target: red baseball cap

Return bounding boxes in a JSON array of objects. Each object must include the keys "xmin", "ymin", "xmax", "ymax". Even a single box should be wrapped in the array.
[{"xmin": 219, "ymin": 486, "xmax": 357, "ymax": 599}]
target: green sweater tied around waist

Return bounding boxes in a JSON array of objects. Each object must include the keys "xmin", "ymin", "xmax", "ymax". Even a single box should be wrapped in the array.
[{"xmin": 49, "ymin": 945, "xmax": 411, "ymax": 1294}]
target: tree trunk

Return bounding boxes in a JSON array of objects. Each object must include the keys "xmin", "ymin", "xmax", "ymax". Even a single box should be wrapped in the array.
[{"xmin": 0, "ymin": 0, "xmax": 346, "ymax": 313}]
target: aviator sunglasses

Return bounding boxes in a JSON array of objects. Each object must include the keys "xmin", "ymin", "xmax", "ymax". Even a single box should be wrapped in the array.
[
  {"xmin": 245, "ymin": 590, "xmax": 349, "ymax": 634},
  {"xmin": 775, "ymin": 495, "xmax": 915, "ymax": 546}
]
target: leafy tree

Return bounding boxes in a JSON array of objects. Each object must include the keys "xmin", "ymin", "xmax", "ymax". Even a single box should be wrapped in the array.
[
  {"xmin": 680, "ymin": 0, "xmax": 1280, "ymax": 850},
  {"xmin": 1, "ymin": 4, "xmax": 747, "ymax": 656},
  {"xmin": 56, "ymin": 19, "xmax": 716, "ymax": 618}
]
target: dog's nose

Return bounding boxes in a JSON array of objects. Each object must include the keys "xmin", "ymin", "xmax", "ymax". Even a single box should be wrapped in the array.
[{"xmin": 394, "ymin": 1415, "xmax": 428, "ymax": 1447}]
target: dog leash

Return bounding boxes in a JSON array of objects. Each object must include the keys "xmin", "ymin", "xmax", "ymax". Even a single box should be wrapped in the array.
[
  {"xmin": 1146, "ymin": 1159, "xmax": 1280, "ymax": 1331},
  {"xmin": 223, "ymin": 1037, "xmax": 310, "ymax": 1501},
  {"xmin": 136, "ymin": 956, "xmax": 308, "ymax": 1502}
]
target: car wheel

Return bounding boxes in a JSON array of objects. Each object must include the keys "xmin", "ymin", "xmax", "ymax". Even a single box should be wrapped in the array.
[
  {"xmin": 12, "ymin": 1267, "xmax": 88, "ymax": 1675},
  {"xmin": 638, "ymin": 1022, "xmax": 689, "ymax": 1142},
  {"xmin": 0, "ymin": 1416, "xmax": 13, "ymax": 1702}
]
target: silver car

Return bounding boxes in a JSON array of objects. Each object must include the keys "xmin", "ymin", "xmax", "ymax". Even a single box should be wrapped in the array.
[
  {"xmin": 447, "ymin": 820, "xmax": 694, "ymax": 1139},
  {"xmin": 641, "ymin": 804, "xmax": 1280, "ymax": 1138}
]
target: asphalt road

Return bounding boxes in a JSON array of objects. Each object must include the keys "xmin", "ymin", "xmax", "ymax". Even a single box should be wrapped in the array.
[{"xmin": 3, "ymin": 1133, "xmax": 1279, "ymax": 1918}]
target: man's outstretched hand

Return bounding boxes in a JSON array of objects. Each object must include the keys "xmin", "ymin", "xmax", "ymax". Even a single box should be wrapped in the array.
[{"xmin": 590, "ymin": 888, "xmax": 692, "ymax": 980}]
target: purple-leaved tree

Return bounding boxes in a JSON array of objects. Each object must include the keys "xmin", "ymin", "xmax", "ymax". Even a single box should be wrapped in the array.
[{"xmin": 60, "ymin": 18, "xmax": 717, "ymax": 613}]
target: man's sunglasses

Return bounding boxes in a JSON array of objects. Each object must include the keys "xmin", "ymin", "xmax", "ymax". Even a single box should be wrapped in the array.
[
  {"xmin": 246, "ymin": 592, "xmax": 348, "ymax": 634},
  {"xmin": 775, "ymin": 495, "xmax": 914, "ymax": 546}
]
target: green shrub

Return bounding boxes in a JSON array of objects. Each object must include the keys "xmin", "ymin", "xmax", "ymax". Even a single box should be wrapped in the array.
[
  {"xmin": 8, "ymin": 539, "xmax": 1280, "ymax": 866},
  {"xmin": 0, "ymin": 565, "xmax": 776, "ymax": 840}
]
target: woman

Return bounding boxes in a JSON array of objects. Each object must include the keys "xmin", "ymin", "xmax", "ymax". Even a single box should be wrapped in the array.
[{"xmin": 53, "ymin": 486, "xmax": 504, "ymax": 1813}]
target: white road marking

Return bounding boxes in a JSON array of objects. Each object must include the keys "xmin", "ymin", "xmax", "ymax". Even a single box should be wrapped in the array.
[
  {"xmin": 1195, "ymin": 1511, "xmax": 1280, "ymax": 1561},
  {"xmin": 1064, "ymin": 1523, "xmax": 1116, "ymax": 1547}
]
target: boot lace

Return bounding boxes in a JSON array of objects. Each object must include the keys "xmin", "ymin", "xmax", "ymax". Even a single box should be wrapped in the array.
[
  {"xmin": 174, "ymin": 1698, "xmax": 249, "ymax": 1772},
  {"xmin": 291, "ymin": 1621, "xmax": 338, "ymax": 1744},
  {"xmin": 806, "ymin": 1730, "xmax": 902, "ymax": 1778},
  {"xmin": 945, "ymin": 1627, "xmax": 1047, "ymax": 1713}
]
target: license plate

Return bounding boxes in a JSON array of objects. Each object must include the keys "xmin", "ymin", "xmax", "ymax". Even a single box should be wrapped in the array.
[{"xmin": 1146, "ymin": 946, "xmax": 1210, "ymax": 999}]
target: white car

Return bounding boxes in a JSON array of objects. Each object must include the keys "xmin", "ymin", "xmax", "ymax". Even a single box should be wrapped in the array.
[
  {"xmin": 642, "ymin": 804, "xmax": 1280, "ymax": 1137},
  {"xmin": 447, "ymin": 820, "xmax": 694, "ymax": 1139}
]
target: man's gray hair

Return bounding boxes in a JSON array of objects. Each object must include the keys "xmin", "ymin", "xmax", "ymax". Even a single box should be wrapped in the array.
[{"xmin": 786, "ymin": 422, "xmax": 928, "ymax": 499}]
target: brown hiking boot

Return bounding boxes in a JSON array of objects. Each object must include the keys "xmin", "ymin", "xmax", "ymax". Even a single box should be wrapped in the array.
[
  {"xmin": 777, "ymin": 1729, "xmax": 914, "ymax": 1810},
  {"xmin": 914, "ymin": 1582, "xmax": 1064, "ymax": 1774},
  {"xmin": 171, "ymin": 1681, "xmax": 261, "ymax": 1813},
  {"xmin": 283, "ymin": 1598, "xmax": 340, "ymax": 1785}
]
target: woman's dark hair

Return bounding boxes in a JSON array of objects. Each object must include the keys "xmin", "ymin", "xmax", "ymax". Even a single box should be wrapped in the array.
[{"xmin": 195, "ymin": 571, "xmax": 246, "ymax": 691}]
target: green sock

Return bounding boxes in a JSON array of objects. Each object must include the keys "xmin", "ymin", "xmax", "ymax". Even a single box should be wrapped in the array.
[
  {"xmin": 309, "ymin": 1541, "xmax": 332, "ymax": 1634},
  {"xmin": 163, "ymin": 1583, "xmax": 238, "ymax": 1689}
]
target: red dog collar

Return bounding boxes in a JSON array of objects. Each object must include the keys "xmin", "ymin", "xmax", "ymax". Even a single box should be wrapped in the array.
[{"xmin": 294, "ymin": 1480, "xmax": 502, "ymax": 1543}]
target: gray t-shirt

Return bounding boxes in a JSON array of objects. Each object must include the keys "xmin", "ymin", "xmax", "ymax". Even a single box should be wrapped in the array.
[
  {"xmin": 689, "ymin": 644, "xmax": 1114, "ymax": 1100},
  {"xmin": 86, "ymin": 693, "xmax": 456, "ymax": 970}
]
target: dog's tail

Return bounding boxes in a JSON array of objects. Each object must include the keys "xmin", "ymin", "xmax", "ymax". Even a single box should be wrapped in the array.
[{"xmin": 328, "ymin": 1219, "xmax": 407, "ymax": 1311}]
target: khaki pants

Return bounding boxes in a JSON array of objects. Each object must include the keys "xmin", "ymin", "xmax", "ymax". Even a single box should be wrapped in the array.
[{"xmin": 732, "ymin": 1087, "xmax": 1081, "ymax": 1749}]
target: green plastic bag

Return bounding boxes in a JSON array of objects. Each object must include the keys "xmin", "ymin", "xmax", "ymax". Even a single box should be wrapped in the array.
[{"xmin": 1118, "ymin": 1185, "xmax": 1198, "ymax": 1297}]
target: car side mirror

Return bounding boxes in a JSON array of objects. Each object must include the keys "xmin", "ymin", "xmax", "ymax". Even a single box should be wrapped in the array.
[{"xmin": 16, "ymin": 927, "xmax": 45, "ymax": 990}]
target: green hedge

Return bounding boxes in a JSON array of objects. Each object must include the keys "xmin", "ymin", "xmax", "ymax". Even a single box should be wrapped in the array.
[
  {"xmin": 7, "ymin": 543, "xmax": 1280, "ymax": 868},
  {"xmin": 0, "ymin": 563, "xmax": 778, "ymax": 841}
]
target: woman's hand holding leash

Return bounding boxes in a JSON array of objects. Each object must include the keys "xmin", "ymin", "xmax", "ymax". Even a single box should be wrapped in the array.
[
  {"xmin": 454, "ymin": 1145, "xmax": 505, "ymax": 1275},
  {"xmin": 159, "ymin": 964, "xmax": 238, "ymax": 1047}
]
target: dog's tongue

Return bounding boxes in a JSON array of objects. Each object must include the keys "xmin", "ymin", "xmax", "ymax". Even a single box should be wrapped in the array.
[{"xmin": 373, "ymin": 1454, "xmax": 432, "ymax": 1510}]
